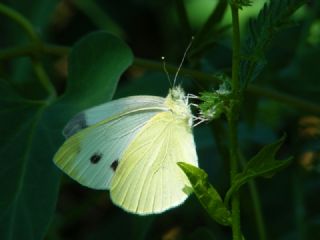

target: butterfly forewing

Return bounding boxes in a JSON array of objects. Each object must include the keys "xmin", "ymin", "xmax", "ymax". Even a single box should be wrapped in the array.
[
  {"xmin": 64, "ymin": 96, "xmax": 166, "ymax": 138},
  {"xmin": 54, "ymin": 96, "xmax": 168, "ymax": 190}
]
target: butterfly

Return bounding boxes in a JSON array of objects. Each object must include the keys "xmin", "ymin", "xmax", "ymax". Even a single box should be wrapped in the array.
[{"xmin": 54, "ymin": 85, "xmax": 198, "ymax": 215}]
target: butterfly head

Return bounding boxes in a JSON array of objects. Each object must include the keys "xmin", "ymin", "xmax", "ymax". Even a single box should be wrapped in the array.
[{"xmin": 165, "ymin": 86, "xmax": 193, "ymax": 126}]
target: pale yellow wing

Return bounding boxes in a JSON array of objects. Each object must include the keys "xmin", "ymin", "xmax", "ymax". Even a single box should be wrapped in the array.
[
  {"xmin": 54, "ymin": 96, "xmax": 167, "ymax": 190},
  {"xmin": 110, "ymin": 111, "xmax": 198, "ymax": 215}
]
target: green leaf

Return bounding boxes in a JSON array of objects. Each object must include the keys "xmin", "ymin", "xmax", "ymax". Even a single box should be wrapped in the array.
[
  {"xmin": 178, "ymin": 162, "xmax": 231, "ymax": 226},
  {"xmin": 225, "ymin": 135, "xmax": 292, "ymax": 205},
  {"xmin": 240, "ymin": 0, "xmax": 307, "ymax": 86},
  {"xmin": 64, "ymin": 31, "xmax": 133, "ymax": 107},
  {"xmin": 0, "ymin": 31, "xmax": 133, "ymax": 240},
  {"xmin": 198, "ymin": 82, "xmax": 231, "ymax": 120}
]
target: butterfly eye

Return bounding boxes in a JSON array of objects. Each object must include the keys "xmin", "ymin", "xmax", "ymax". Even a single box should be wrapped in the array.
[
  {"xmin": 90, "ymin": 153, "xmax": 102, "ymax": 164},
  {"xmin": 110, "ymin": 160, "xmax": 119, "ymax": 171}
]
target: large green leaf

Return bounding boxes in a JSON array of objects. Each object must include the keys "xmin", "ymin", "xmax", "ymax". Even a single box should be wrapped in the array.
[
  {"xmin": 178, "ymin": 162, "xmax": 231, "ymax": 226},
  {"xmin": 225, "ymin": 136, "xmax": 292, "ymax": 205},
  {"xmin": 0, "ymin": 32, "xmax": 133, "ymax": 240}
]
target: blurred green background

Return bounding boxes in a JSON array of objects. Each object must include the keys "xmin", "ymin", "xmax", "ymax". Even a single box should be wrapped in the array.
[{"xmin": 0, "ymin": 0, "xmax": 320, "ymax": 239}]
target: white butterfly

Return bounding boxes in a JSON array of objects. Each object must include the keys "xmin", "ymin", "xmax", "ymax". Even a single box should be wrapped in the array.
[
  {"xmin": 54, "ymin": 83, "xmax": 200, "ymax": 216},
  {"xmin": 54, "ymin": 86, "xmax": 198, "ymax": 215}
]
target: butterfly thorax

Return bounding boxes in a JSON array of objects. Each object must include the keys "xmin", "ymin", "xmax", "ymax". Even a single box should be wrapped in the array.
[{"xmin": 164, "ymin": 86, "xmax": 193, "ymax": 127}]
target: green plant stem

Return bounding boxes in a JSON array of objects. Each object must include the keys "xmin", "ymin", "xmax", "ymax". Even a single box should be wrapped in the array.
[
  {"xmin": 247, "ymin": 85, "xmax": 320, "ymax": 115},
  {"xmin": 293, "ymin": 168, "xmax": 306, "ymax": 240},
  {"xmin": 237, "ymin": 151, "xmax": 267, "ymax": 240},
  {"xmin": 229, "ymin": 3, "xmax": 241, "ymax": 240},
  {"xmin": 0, "ymin": 44, "xmax": 70, "ymax": 59},
  {"xmin": 228, "ymin": 117, "xmax": 241, "ymax": 239},
  {"xmin": 248, "ymin": 180, "xmax": 267, "ymax": 240},
  {"xmin": 134, "ymin": 58, "xmax": 222, "ymax": 83},
  {"xmin": 230, "ymin": 9, "xmax": 240, "ymax": 98},
  {"xmin": 1, "ymin": 44, "xmax": 320, "ymax": 115},
  {"xmin": 0, "ymin": 3, "xmax": 57, "ymax": 100},
  {"xmin": 0, "ymin": 3, "xmax": 40, "ymax": 43},
  {"xmin": 32, "ymin": 59, "xmax": 56, "ymax": 102}
]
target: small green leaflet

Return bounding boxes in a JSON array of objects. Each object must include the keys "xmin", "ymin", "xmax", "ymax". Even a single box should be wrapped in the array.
[
  {"xmin": 178, "ymin": 162, "xmax": 231, "ymax": 226},
  {"xmin": 229, "ymin": 0, "xmax": 253, "ymax": 9},
  {"xmin": 240, "ymin": 0, "xmax": 308, "ymax": 86},
  {"xmin": 198, "ymin": 82, "xmax": 231, "ymax": 120},
  {"xmin": 225, "ymin": 135, "xmax": 292, "ymax": 205}
]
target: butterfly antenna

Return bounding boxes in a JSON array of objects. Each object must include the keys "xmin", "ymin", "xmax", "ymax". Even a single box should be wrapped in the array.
[
  {"xmin": 173, "ymin": 36, "xmax": 194, "ymax": 86},
  {"xmin": 161, "ymin": 56, "xmax": 172, "ymax": 87}
]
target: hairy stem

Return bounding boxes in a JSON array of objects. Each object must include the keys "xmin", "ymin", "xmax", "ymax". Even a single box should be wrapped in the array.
[{"xmin": 229, "ymin": 3, "xmax": 241, "ymax": 239}]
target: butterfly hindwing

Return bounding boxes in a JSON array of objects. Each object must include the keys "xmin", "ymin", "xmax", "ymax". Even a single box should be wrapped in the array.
[{"xmin": 110, "ymin": 111, "xmax": 198, "ymax": 214}]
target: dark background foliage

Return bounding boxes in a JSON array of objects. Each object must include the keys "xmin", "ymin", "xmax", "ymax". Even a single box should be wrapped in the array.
[{"xmin": 0, "ymin": 0, "xmax": 320, "ymax": 239}]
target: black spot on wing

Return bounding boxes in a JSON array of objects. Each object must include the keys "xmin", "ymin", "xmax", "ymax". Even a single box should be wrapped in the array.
[
  {"xmin": 111, "ymin": 160, "xmax": 119, "ymax": 171},
  {"xmin": 63, "ymin": 113, "xmax": 88, "ymax": 138},
  {"xmin": 90, "ymin": 153, "xmax": 102, "ymax": 164}
]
